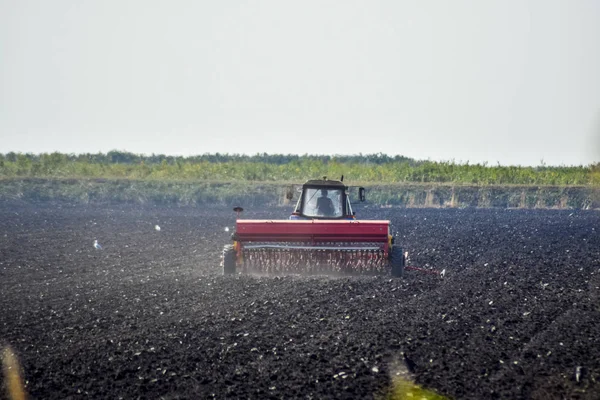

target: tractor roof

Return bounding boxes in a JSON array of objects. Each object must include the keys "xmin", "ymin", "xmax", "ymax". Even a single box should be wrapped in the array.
[{"xmin": 303, "ymin": 179, "xmax": 346, "ymax": 188}]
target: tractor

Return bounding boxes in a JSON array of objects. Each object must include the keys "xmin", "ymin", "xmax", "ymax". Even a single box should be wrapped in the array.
[{"xmin": 222, "ymin": 178, "xmax": 406, "ymax": 277}]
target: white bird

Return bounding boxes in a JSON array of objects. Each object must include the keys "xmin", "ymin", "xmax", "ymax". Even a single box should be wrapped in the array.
[
  {"xmin": 93, "ymin": 240, "xmax": 103, "ymax": 250},
  {"xmin": 440, "ymin": 268, "xmax": 446, "ymax": 278},
  {"xmin": 224, "ymin": 227, "xmax": 230, "ymax": 232},
  {"xmin": 155, "ymin": 225, "xmax": 161, "ymax": 231}
]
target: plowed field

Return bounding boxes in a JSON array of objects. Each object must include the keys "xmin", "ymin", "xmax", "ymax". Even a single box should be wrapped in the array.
[{"xmin": 1, "ymin": 203, "xmax": 599, "ymax": 399}]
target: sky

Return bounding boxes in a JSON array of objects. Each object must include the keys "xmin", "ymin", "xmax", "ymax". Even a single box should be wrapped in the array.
[{"xmin": 1, "ymin": 0, "xmax": 599, "ymax": 166}]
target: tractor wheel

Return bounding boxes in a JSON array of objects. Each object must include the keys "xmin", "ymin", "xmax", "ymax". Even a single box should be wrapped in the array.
[
  {"xmin": 222, "ymin": 244, "xmax": 236, "ymax": 275},
  {"xmin": 390, "ymin": 246, "xmax": 405, "ymax": 277}
]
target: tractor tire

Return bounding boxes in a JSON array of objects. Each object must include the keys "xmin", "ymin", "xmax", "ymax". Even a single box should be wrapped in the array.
[
  {"xmin": 222, "ymin": 244, "xmax": 236, "ymax": 275},
  {"xmin": 390, "ymin": 246, "xmax": 405, "ymax": 277}
]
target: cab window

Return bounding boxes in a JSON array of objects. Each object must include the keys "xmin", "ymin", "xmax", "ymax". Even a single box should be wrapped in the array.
[{"xmin": 302, "ymin": 188, "xmax": 343, "ymax": 218}]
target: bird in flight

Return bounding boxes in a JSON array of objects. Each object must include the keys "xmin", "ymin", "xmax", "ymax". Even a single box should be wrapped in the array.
[{"xmin": 93, "ymin": 240, "xmax": 103, "ymax": 250}]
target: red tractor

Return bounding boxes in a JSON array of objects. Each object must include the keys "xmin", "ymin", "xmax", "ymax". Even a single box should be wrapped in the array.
[{"xmin": 223, "ymin": 178, "xmax": 406, "ymax": 277}]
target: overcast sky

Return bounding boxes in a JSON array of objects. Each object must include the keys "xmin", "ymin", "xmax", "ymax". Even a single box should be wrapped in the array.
[{"xmin": 1, "ymin": 0, "xmax": 599, "ymax": 166}]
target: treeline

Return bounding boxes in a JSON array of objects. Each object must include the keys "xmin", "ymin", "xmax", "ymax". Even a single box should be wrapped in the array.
[
  {"xmin": 0, "ymin": 151, "xmax": 599, "ymax": 186},
  {"xmin": 0, "ymin": 151, "xmax": 416, "ymax": 166}
]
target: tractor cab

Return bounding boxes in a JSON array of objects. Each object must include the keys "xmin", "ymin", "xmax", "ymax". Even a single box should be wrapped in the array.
[{"xmin": 290, "ymin": 179, "xmax": 365, "ymax": 220}]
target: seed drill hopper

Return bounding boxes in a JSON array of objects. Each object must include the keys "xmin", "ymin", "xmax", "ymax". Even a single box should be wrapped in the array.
[{"xmin": 222, "ymin": 178, "xmax": 406, "ymax": 277}]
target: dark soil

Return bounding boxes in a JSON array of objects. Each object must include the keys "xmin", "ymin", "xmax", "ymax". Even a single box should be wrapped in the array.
[{"xmin": 1, "ymin": 202, "xmax": 599, "ymax": 399}]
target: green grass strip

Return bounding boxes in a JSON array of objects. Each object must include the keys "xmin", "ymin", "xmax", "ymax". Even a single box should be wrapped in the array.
[{"xmin": 387, "ymin": 377, "xmax": 449, "ymax": 400}]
